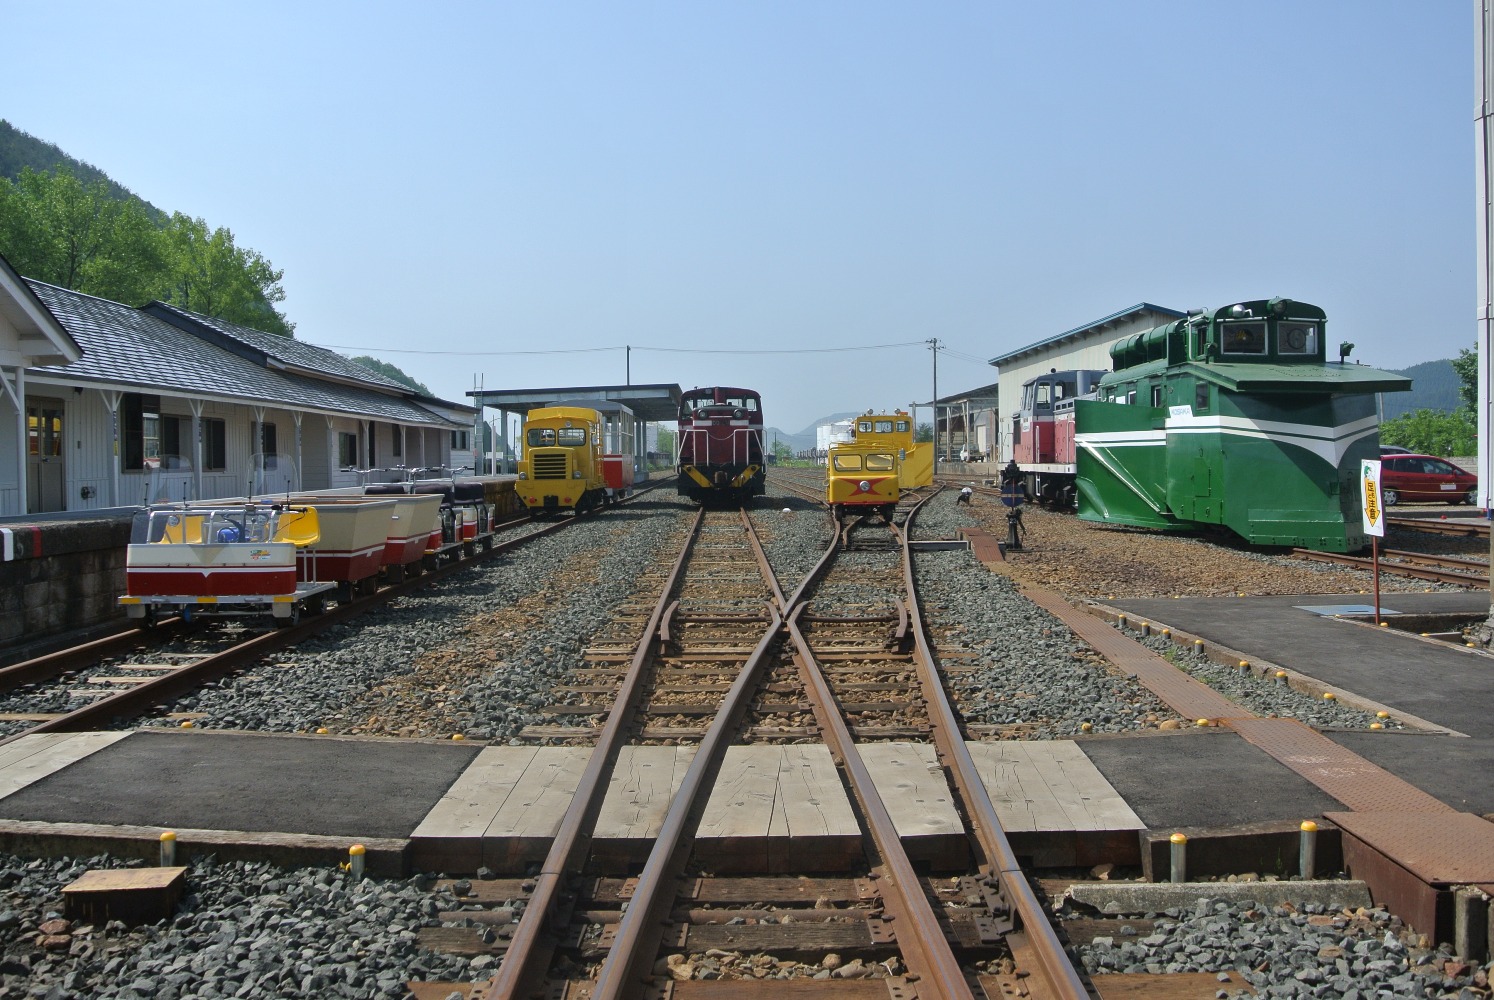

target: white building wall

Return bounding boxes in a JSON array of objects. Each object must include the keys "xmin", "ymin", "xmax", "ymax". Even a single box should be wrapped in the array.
[
  {"xmin": 18, "ymin": 377, "xmax": 457, "ymax": 512},
  {"xmin": 995, "ymin": 311, "xmax": 1177, "ymax": 464}
]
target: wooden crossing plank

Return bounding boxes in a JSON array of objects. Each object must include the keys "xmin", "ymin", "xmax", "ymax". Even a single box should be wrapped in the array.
[
  {"xmin": 698, "ymin": 745, "xmax": 859, "ymax": 871},
  {"xmin": 414, "ymin": 745, "xmax": 862, "ymax": 875},
  {"xmin": 594, "ymin": 746, "xmax": 696, "ymax": 840},
  {"xmin": 487, "ymin": 747, "xmax": 592, "ymax": 839},
  {"xmin": 411, "ymin": 746, "xmax": 540, "ymax": 841},
  {"xmin": 859, "ymin": 742, "xmax": 965, "ymax": 866},
  {"xmin": 0, "ymin": 732, "xmax": 133, "ymax": 801},
  {"xmin": 698, "ymin": 746, "xmax": 781, "ymax": 849},
  {"xmin": 965, "ymin": 741, "xmax": 1143, "ymax": 833}
]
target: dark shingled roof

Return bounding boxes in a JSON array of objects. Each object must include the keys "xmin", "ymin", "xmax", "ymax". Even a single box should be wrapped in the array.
[
  {"xmin": 142, "ymin": 300, "xmax": 409, "ymax": 391},
  {"xmin": 27, "ymin": 282, "xmax": 459, "ymax": 427}
]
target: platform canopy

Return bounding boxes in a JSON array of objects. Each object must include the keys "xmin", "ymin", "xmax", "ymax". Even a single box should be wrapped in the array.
[{"xmin": 468, "ymin": 383, "xmax": 683, "ymax": 422}]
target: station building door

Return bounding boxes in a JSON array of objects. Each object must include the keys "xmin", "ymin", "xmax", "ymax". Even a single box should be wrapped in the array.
[{"xmin": 27, "ymin": 398, "xmax": 65, "ymax": 513}]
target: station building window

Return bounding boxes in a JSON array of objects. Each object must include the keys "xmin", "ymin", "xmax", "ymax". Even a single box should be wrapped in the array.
[
  {"xmin": 204, "ymin": 419, "xmax": 226, "ymax": 471},
  {"xmin": 26, "ymin": 406, "xmax": 62, "ymax": 457},
  {"xmin": 251, "ymin": 421, "xmax": 278, "ymax": 469},
  {"xmin": 122, "ymin": 393, "xmax": 162, "ymax": 470},
  {"xmin": 339, "ymin": 431, "xmax": 359, "ymax": 468}
]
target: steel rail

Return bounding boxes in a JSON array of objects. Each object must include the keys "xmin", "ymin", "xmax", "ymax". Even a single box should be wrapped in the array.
[
  {"xmin": 0, "ymin": 621, "xmax": 185, "ymax": 690},
  {"xmin": 1381, "ymin": 548, "xmax": 1489, "ymax": 572},
  {"xmin": 1386, "ymin": 516, "xmax": 1489, "ymax": 538},
  {"xmin": 786, "ymin": 598, "xmax": 975, "ymax": 1000},
  {"xmin": 0, "ymin": 504, "xmax": 590, "ymax": 745},
  {"xmin": 590, "ymin": 513, "xmax": 785, "ymax": 998},
  {"xmin": 1293, "ymin": 547, "xmax": 1487, "ymax": 588},
  {"xmin": 900, "ymin": 491, "xmax": 1091, "ymax": 999},
  {"xmin": 485, "ymin": 507, "xmax": 707, "ymax": 999}
]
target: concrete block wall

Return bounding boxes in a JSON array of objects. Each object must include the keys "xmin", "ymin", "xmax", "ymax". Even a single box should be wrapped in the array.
[{"xmin": 0, "ymin": 515, "xmax": 134, "ymax": 651}]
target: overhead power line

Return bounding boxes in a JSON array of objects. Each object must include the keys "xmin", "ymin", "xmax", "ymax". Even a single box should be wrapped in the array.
[{"xmin": 305, "ymin": 340, "xmax": 936, "ymax": 357}]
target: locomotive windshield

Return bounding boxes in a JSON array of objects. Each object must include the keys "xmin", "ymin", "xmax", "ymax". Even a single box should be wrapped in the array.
[
  {"xmin": 527, "ymin": 428, "xmax": 555, "ymax": 447},
  {"xmin": 832, "ymin": 453, "xmax": 864, "ymax": 472},
  {"xmin": 1278, "ymin": 321, "xmax": 1318, "ymax": 355},
  {"xmin": 1221, "ymin": 321, "xmax": 1267, "ymax": 355},
  {"xmin": 865, "ymin": 454, "xmax": 895, "ymax": 471},
  {"xmin": 556, "ymin": 428, "xmax": 587, "ymax": 446}
]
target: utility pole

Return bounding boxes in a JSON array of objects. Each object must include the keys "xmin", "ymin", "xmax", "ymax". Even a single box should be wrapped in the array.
[
  {"xmin": 626, "ymin": 345, "xmax": 631, "ymax": 386},
  {"xmin": 928, "ymin": 338, "xmax": 939, "ymax": 475}
]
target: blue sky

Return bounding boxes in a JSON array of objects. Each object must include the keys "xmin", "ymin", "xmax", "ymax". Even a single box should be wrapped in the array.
[{"xmin": 6, "ymin": 2, "xmax": 1473, "ymax": 434}]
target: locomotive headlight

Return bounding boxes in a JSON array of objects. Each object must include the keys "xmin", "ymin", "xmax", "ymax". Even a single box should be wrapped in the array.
[
  {"xmin": 859, "ymin": 480, "xmax": 871, "ymax": 492},
  {"xmin": 518, "ymin": 471, "xmax": 528, "ymax": 480},
  {"xmin": 573, "ymin": 470, "xmax": 582, "ymax": 479}
]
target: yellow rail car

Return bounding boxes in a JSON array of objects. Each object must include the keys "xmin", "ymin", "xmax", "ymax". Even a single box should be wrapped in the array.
[
  {"xmin": 848, "ymin": 410, "xmax": 930, "ymax": 487},
  {"xmin": 826, "ymin": 442, "xmax": 900, "ymax": 518},
  {"xmin": 517, "ymin": 406, "xmax": 608, "ymax": 516}
]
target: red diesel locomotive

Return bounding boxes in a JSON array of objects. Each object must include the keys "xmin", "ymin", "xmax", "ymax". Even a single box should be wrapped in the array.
[{"xmin": 676, "ymin": 386, "xmax": 766, "ymax": 503}]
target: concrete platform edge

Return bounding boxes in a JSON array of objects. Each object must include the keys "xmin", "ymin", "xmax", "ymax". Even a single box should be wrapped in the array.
[{"xmin": 0, "ymin": 819, "xmax": 410, "ymax": 877}]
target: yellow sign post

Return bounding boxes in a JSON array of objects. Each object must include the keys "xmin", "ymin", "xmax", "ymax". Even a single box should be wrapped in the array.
[{"xmin": 1361, "ymin": 459, "xmax": 1384, "ymax": 625}]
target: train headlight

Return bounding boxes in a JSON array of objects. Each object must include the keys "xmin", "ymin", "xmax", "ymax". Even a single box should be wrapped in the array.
[
  {"xmin": 573, "ymin": 470, "xmax": 582, "ymax": 479},
  {"xmin": 518, "ymin": 471, "xmax": 527, "ymax": 480},
  {"xmin": 859, "ymin": 480, "xmax": 871, "ymax": 492}
]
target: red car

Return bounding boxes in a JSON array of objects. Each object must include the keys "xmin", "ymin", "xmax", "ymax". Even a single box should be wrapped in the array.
[{"xmin": 1378, "ymin": 454, "xmax": 1478, "ymax": 506}]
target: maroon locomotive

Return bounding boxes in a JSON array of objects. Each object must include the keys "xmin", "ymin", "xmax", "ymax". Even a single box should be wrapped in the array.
[{"xmin": 676, "ymin": 386, "xmax": 766, "ymax": 503}]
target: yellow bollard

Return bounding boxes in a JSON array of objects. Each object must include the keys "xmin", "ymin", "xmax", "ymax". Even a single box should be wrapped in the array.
[
  {"xmin": 1275, "ymin": 670, "xmax": 1288, "ymax": 687},
  {"xmin": 348, "ymin": 844, "xmax": 366, "ymax": 883},
  {"xmin": 160, "ymin": 831, "xmax": 177, "ymax": 867},
  {"xmin": 1299, "ymin": 821, "xmax": 1318, "ymax": 879},
  {"xmin": 1170, "ymin": 833, "xmax": 1188, "ymax": 883}
]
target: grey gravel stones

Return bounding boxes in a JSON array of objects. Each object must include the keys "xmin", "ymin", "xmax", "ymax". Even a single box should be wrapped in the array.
[{"xmin": 0, "ymin": 852, "xmax": 483, "ymax": 999}]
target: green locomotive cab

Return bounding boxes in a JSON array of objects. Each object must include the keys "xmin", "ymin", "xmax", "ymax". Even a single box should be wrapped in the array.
[{"xmin": 1075, "ymin": 298, "xmax": 1410, "ymax": 553}]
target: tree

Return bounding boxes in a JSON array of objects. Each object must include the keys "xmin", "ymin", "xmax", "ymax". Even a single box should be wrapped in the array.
[
  {"xmin": 654, "ymin": 427, "xmax": 676, "ymax": 457},
  {"xmin": 0, "ymin": 164, "xmax": 294, "ymax": 335},
  {"xmin": 915, "ymin": 423, "xmax": 933, "ymax": 443},
  {"xmin": 348, "ymin": 355, "xmax": 431, "ymax": 394},
  {"xmin": 1451, "ymin": 346, "xmax": 1477, "ymax": 415},
  {"xmin": 773, "ymin": 439, "xmax": 793, "ymax": 464},
  {"xmin": 0, "ymin": 166, "xmax": 161, "ymax": 302},
  {"xmin": 1379, "ymin": 408, "xmax": 1476, "ymax": 457},
  {"xmin": 160, "ymin": 213, "xmax": 294, "ymax": 336}
]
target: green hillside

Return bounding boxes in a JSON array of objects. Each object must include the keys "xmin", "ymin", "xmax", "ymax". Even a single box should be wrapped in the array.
[
  {"xmin": 1384, "ymin": 359, "xmax": 1459, "ymax": 419},
  {"xmin": 0, "ymin": 120, "xmax": 292, "ymax": 334},
  {"xmin": 0, "ymin": 121, "xmax": 164, "ymax": 219}
]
